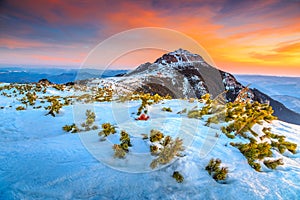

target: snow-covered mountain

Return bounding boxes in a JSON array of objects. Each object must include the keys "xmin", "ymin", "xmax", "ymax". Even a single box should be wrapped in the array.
[{"xmin": 91, "ymin": 49, "xmax": 300, "ymax": 125}]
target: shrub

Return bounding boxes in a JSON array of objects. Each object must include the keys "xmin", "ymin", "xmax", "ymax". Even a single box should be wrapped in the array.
[
  {"xmin": 264, "ymin": 158, "xmax": 284, "ymax": 169},
  {"xmin": 150, "ymin": 137, "xmax": 184, "ymax": 169},
  {"xmin": 112, "ymin": 144, "xmax": 126, "ymax": 159},
  {"xmin": 205, "ymin": 158, "xmax": 228, "ymax": 181},
  {"xmin": 120, "ymin": 130, "xmax": 132, "ymax": 150},
  {"xmin": 112, "ymin": 130, "xmax": 132, "ymax": 159},
  {"xmin": 62, "ymin": 123, "xmax": 80, "ymax": 133},
  {"xmin": 232, "ymin": 141, "xmax": 272, "ymax": 171},
  {"xmin": 177, "ymin": 108, "xmax": 187, "ymax": 114},
  {"xmin": 98, "ymin": 123, "xmax": 116, "ymax": 136},
  {"xmin": 81, "ymin": 110, "xmax": 98, "ymax": 131},
  {"xmin": 25, "ymin": 92, "xmax": 37, "ymax": 106},
  {"xmin": 172, "ymin": 171, "xmax": 184, "ymax": 183},
  {"xmin": 150, "ymin": 145, "xmax": 158, "ymax": 155},
  {"xmin": 150, "ymin": 129, "xmax": 164, "ymax": 142},
  {"xmin": 162, "ymin": 107, "xmax": 172, "ymax": 112},
  {"xmin": 16, "ymin": 106, "xmax": 26, "ymax": 111},
  {"xmin": 45, "ymin": 98, "xmax": 62, "ymax": 117}
]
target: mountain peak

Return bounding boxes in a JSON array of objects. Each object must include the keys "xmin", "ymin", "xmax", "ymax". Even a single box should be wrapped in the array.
[{"xmin": 154, "ymin": 48, "xmax": 204, "ymax": 65}]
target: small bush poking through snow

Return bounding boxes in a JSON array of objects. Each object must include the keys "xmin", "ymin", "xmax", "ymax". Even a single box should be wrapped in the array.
[
  {"xmin": 150, "ymin": 137, "xmax": 184, "ymax": 169},
  {"xmin": 98, "ymin": 123, "xmax": 116, "ymax": 137},
  {"xmin": 113, "ymin": 130, "xmax": 132, "ymax": 159},
  {"xmin": 62, "ymin": 123, "xmax": 80, "ymax": 133},
  {"xmin": 112, "ymin": 144, "xmax": 127, "ymax": 159},
  {"xmin": 264, "ymin": 158, "xmax": 284, "ymax": 169},
  {"xmin": 45, "ymin": 97, "xmax": 63, "ymax": 117},
  {"xmin": 231, "ymin": 141, "xmax": 273, "ymax": 171},
  {"xmin": 63, "ymin": 110, "xmax": 97, "ymax": 133},
  {"xmin": 120, "ymin": 130, "xmax": 132, "ymax": 151},
  {"xmin": 150, "ymin": 129, "xmax": 164, "ymax": 142},
  {"xmin": 162, "ymin": 107, "xmax": 172, "ymax": 112},
  {"xmin": 205, "ymin": 158, "xmax": 228, "ymax": 181},
  {"xmin": 16, "ymin": 106, "xmax": 26, "ymax": 111},
  {"xmin": 172, "ymin": 171, "xmax": 184, "ymax": 183},
  {"xmin": 81, "ymin": 110, "xmax": 98, "ymax": 131}
]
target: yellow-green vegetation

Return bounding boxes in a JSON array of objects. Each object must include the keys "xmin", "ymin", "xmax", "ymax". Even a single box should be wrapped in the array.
[
  {"xmin": 62, "ymin": 123, "xmax": 80, "ymax": 133},
  {"xmin": 119, "ymin": 93, "xmax": 170, "ymax": 115},
  {"xmin": 162, "ymin": 107, "xmax": 172, "ymax": 112},
  {"xmin": 271, "ymin": 140, "xmax": 297, "ymax": 154},
  {"xmin": 150, "ymin": 145, "xmax": 159, "ymax": 155},
  {"xmin": 112, "ymin": 130, "xmax": 132, "ymax": 159},
  {"xmin": 136, "ymin": 93, "xmax": 169, "ymax": 115},
  {"xmin": 150, "ymin": 129, "xmax": 164, "ymax": 142},
  {"xmin": 264, "ymin": 158, "xmax": 284, "ymax": 169},
  {"xmin": 222, "ymin": 101, "xmax": 277, "ymax": 138},
  {"xmin": 221, "ymin": 126, "xmax": 235, "ymax": 139},
  {"xmin": 231, "ymin": 141, "xmax": 273, "ymax": 171},
  {"xmin": 262, "ymin": 127, "xmax": 297, "ymax": 154},
  {"xmin": 205, "ymin": 158, "xmax": 228, "ymax": 181},
  {"xmin": 25, "ymin": 92, "xmax": 37, "ymax": 106},
  {"xmin": 150, "ymin": 137, "xmax": 184, "ymax": 169},
  {"xmin": 16, "ymin": 106, "xmax": 26, "ymax": 111},
  {"xmin": 192, "ymin": 91, "xmax": 292, "ymax": 172},
  {"xmin": 98, "ymin": 123, "xmax": 116, "ymax": 137},
  {"xmin": 172, "ymin": 171, "xmax": 184, "ymax": 183},
  {"xmin": 81, "ymin": 110, "xmax": 98, "ymax": 131},
  {"xmin": 177, "ymin": 108, "xmax": 187, "ymax": 114},
  {"xmin": 93, "ymin": 87, "xmax": 113, "ymax": 102},
  {"xmin": 52, "ymin": 84, "xmax": 65, "ymax": 91},
  {"xmin": 45, "ymin": 97, "xmax": 63, "ymax": 117},
  {"xmin": 112, "ymin": 144, "xmax": 126, "ymax": 159},
  {"xmin": 187, "ymin": 94, "xmax": 214, "ymax": 119},
  {"xmin": 63, "ymin": 110, "xmax": 97, "ymax": 133},
  {"xmin": 119, "ymin": 130, "xmax": 132, "ymax": 151}
]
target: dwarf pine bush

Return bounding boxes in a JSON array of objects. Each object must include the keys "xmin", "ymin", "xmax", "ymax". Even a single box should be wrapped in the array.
[
  {"xmin": 264, "ymin": 158, "xmax": 284, "ymax": 169},
  {"xmin": 172, "ymin": 171, "xmax": 184, "ymax": 183},
  {"xmin": 231, "ymin": 141, "xmax": 273, "ymax": 171},
  {"xmin": 162, "ymin": 107, "xmax": 172, "ymax": 112},
  {"xmin": 62, "ymin": 123, "xmax": 80, "ymax": 133},
  {"xmin": 112, "ymin": 144, "xmax": 126, "ymax": 159},
  {"xmin": 112, "ymin": 130, "xmax": 132, "ymax": 159},
  {"xmin": 98, "ymin": 123, "xmax": 116, "ymax": 137},
  {"xmin": 45, "ymin": 97, "xmax": 63, "ymax": 117},
  {"xmin": 25, "ymin": 92, "xmax": 37, "ymax": 106},
  {"xmin": 150, "ymin": 129, "xmax": 164, "ymax": 142},
  {"xmin": 150, "ymin": 145, "xmax": 159, "ymax": 155},
  {"xmin": 81, "ymin": 110, "xmax": 98, "ymax": 131},
  {"xmin": 205, "ymin": 158, "xmax": 228, "ymax": 181},
  {"xmin": 16, "ymin": 106, "xmax": 26, "ymax": 111},
  {"xmin": 150, "ymin": 137, "xmax": 184, "ymax": 169}
]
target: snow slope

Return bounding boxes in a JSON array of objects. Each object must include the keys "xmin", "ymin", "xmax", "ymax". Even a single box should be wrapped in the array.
[{"xmin": 0, "ymin": 86, "xmax": 300, "ymax": 199}]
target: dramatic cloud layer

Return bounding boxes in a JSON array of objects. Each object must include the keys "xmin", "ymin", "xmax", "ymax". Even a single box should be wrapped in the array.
[{"xmin": 0, "ymin": 0, "xmax": 299, "ymax": 75}]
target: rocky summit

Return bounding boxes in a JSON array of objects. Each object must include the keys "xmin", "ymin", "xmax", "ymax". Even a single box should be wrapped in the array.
[{"xmin": 92, "ymin": 49, "xmax": 300, "ymax": 125}]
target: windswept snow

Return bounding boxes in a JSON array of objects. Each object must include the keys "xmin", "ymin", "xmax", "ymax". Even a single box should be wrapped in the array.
[{"xmin": 0, "ymin": 90, "xmax": 300, "ymax": 199}]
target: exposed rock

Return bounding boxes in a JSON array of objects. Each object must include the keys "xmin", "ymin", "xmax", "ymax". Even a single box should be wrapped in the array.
[{"xmin": 38, "ymin": 79, "xmax": 52, "ymax": 85}]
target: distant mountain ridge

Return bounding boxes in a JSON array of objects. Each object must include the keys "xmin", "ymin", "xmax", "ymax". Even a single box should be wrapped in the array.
[{"xmin": 0, "ymin": 67, "xmax": 128, "ymax": 84}]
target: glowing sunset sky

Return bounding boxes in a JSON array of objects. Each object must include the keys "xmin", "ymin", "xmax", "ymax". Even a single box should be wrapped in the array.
[{"xmin": 0, "ymin": 0, "xmax": 299, "ymax": 76}]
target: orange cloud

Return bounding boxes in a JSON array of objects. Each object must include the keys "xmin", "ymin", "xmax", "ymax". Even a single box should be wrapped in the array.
[{"xmin": 1, "ymin": 0, "xmax": 299, "ymax": 76}]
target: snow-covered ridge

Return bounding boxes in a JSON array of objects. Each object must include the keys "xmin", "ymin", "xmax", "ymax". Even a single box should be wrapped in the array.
[{"xmin": 154, "ymin": 48, "xmax": 205, "ymax": 65}]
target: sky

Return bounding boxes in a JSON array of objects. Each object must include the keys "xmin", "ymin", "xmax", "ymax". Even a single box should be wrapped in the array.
[{"xmin": 0, "ymin": 0, "xmax": 299, "ymax": 76}]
